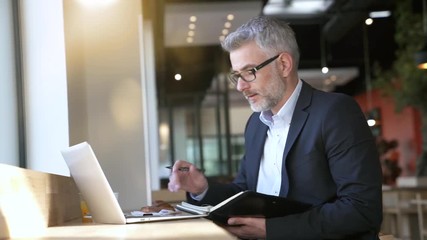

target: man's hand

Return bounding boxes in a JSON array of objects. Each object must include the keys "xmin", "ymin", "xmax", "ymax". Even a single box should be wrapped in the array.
[
  {"xmin": 168, "ymin": 160, "xmax": 208, "ymax": 195},
  {"xmin": 224, "ymin": 217, "xmax": 266, "ymax": 239}
]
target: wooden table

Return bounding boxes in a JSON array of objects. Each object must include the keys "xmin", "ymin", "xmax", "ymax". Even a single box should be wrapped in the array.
[{"xmin": 16, "ymin": 218, "xmax": 237, "ymax": 240}]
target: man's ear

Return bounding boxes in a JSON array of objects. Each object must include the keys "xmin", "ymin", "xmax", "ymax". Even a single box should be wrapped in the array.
[{"xmin": 278, "ymin": 52, "xmax": 293, "ymax": 77}]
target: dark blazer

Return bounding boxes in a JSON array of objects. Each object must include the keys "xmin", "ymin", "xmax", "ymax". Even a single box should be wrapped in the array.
[{"xmin": 194, "ymin": 81, "xmax": 383, "ymax": 240}]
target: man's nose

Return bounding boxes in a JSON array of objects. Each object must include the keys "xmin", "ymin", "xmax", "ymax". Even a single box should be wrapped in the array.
[{"xmin": 236, "ymin": 79, "xmax": 250, "ymax": 92}]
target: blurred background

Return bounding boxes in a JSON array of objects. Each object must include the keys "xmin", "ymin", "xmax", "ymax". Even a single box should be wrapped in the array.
[{"xmin": 2, "ymin": 0, "xmax": 427, "ymax": 238}]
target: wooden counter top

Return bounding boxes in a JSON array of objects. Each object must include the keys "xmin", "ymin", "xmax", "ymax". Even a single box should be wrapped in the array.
[{"xmin": 23, "ymin": 218, "xmax": 237, "ymax": 240}]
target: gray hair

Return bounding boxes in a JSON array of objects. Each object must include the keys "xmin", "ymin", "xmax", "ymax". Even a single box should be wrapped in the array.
[{"xmin": 221, "ymin": 16, "xmax": 300, "ymax": 68}]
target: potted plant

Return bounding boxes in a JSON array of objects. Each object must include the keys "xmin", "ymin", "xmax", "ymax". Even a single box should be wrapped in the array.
[{"xmin": 374, "ymin": 0, "xmax": 427, "ymax": 176}]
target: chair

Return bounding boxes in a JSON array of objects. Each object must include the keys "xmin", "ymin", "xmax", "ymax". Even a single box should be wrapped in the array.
[
  {"xmin": 382, "ymin": 188, "xmax": 419, "ymax": 238},
  {"xmin": 411, "ymin": 193, "xmax": 427, "ymax": 240}
]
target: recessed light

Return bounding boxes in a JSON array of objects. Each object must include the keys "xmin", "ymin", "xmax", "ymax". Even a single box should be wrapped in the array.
[
  {"xmin": 189, "ymin": 23, "xmax": 196, "ymax": 30},
  {"xmin": 188, "ymin": 30, "xmax": 195, "ymax": 37},
  {"xmin": 227, "ymin": 14, "xmax": 234, "ymax": 21},
  {"xmin": 189, "ymin": 16, "xmax": 197, "ymax": 22},
  {"xmin": 174, "ymin": 74, "xmax": 182, "ymax": 81},
  {"xmin": 222, "ymin": 29, "xmax": 229, "ymax": 35},
  {"xmin": 365, "ymin": 18, "xmax": 373, "ymax": 25},
  {"xmin": 321, "ymin": 67, "xmax": 329, "ymax": 74},
  {"xmin": 219, "ymin": 35, "xmax": 225, "ymax": 41},
  {"xmin": 186, "ymin": 37, "xmax": 193, "ymax": 43},
  {"xmin": 224, "ymin": 22, "xmax": 231, "ymax": 28}
]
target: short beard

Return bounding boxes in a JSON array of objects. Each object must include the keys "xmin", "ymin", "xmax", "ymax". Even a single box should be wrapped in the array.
[{"xmin": 249, "ymin": 73, "xmax": 286, "ymax": 112}]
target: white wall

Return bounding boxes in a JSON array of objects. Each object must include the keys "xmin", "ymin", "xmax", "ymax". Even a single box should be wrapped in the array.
[
  {"xmin": 20, "ymin": 0, "xmax": 70, "ymax": 175},
  {"xmin": 0, "ymin": 0, "xmax": 19, "ymax": 166},
  {"xmin": 63, "ymin": 0, "xmax": 152, "ymax": 210},
  {"xmin": 139, "ymin": 19, "xmax": 160, "ymax": 190}
]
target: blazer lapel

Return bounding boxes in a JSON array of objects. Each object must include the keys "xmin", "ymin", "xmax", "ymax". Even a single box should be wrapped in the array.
[
  {"xmin": 245, "ymin": 115, "xmax": 268, "ymax": 191},
  {"xmin": 280, "ymin": 81, "xmax": 312, "ymax": 196}
]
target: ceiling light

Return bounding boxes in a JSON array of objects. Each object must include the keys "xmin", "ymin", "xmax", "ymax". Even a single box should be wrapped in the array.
[
  {"xmin": 369, "ymin": 11, "xmax": 391, "ymax": 18},
  {"xmin": 174, "ymin": 74, "xmax": 182, "ymax": 81},
  {"xmin": 186, "ymin": 16, "xmax": 197, "ymax": 44},
  {"xmin": 263, "ymin": 0, "xmax": 333, "ymax": 15},
  {"xmin": 220, "ymin": 19, "xmax": 232, "ymax": 43},
  {"xmin": 76, "ymin": 0, "xmax": 117, "ymax": 8},
  {"xmin": 320, "ymin": 32, "xmax": 328, "ymax": 75},
  {"xmin": 367, "ymin": 119, "xmax": 376, "ymax": 127},
  {"xmin": 365, "ymin": 18, "xmax": 373, "ymax": 25},
  {"xmin": 290, "ymin": 0, "xmax": 332, "ymax": 13}
]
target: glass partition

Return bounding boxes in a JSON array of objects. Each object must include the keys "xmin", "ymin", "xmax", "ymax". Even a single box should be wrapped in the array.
[{"xmin": 158, "ymin": 76, "xmax": 246, "ymax": 186}]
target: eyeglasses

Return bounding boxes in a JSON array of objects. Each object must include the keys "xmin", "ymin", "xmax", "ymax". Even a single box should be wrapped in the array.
[{"xmin": 228, "ymin": 54, "xmax": 280, "ymax": 85}]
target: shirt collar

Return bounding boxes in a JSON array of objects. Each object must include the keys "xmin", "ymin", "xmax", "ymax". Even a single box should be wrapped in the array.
[{"xmin": 260, "ymin": 79, "xmax": 303, "ymax": 127}]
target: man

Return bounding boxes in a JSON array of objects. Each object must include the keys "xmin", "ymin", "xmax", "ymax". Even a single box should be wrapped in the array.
[{"xmin": 168, "ymin": 16, "xmax": 382, "ymax": 240}]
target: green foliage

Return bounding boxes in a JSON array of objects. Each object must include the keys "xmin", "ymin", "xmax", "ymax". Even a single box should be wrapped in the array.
[{"xmin": 373, "ymin": 0, "xmax": 427, "ymax": 112}]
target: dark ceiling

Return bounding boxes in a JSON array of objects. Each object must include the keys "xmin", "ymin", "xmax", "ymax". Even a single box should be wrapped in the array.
[{"xmin": 153, "ymin": 0, "xmax": 404, "ymax": 107}]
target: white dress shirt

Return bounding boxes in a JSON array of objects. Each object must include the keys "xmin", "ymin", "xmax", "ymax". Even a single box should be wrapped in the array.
[{"xmin": 256, "ymin": 80, "xmax": 302, "ymax": 196}]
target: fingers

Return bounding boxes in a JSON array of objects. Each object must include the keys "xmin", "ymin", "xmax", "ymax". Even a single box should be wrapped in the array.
[
  {"xmin": 167, "ymin": 173, "xmax": 181, "ymax": 192},
  {"xmin": 227, "ymin": 217, "xmax": 245, "ymax": 226},
  {"xmin": 168, "ymin": 160, "xmax": 192, "ymax": 192},
  {"xmin": 167, "ymin": 160, "xmax": 208, "ymax": 194},
  {"xmin": 172, "ymin": 160, "xmax": 191, "ymax": 172},
  {"xmin": 225, "ymin": 217, "xmax": 266, "ymax": 239}
]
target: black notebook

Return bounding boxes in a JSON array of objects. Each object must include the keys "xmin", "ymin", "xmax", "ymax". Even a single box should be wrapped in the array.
[{"xmin": 176, "ymin": 190, "xmax": 312, "ymax": 225}]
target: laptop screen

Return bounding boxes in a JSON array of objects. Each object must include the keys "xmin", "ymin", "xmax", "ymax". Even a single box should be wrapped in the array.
[{"xmin": 61, "ymin": 142, "xmax": 127, "ymax": 224}]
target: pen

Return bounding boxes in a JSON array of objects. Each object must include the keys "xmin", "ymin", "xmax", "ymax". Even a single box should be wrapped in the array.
[
  {"xmin": 166, "ymin": 166, "xmax": 205, "ymax": 173},
  {"xmin": 165, "ymin": 166, "xmax": 190, "ymax": 172}
]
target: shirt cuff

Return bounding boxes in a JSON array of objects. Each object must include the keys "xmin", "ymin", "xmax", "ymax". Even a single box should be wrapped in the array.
[{"xmin": 189, "ymin": 187, "xmax": 209, "ymax": 201}]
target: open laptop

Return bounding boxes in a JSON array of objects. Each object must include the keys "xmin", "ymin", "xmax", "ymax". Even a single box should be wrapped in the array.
[{"xmin": 60, "ymin": 142, "xmax": 205, "ymax": 224}]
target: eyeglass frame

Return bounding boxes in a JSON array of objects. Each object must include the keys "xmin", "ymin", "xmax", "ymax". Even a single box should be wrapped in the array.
[{"xmin": 228, "ymin": 54, "xmax": 280, "ymax": 85}]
